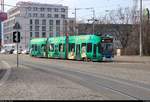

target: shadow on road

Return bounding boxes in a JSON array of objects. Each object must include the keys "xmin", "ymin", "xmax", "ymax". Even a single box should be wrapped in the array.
[
  {"xmin": 0, "ymin": 69, "xmax": 7, "ymax": 79},
  {"xmin": 4, "ymin": 66, "xmax": 67, "ymax": 85}
]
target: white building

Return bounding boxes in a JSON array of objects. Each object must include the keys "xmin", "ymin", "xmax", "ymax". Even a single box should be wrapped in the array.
[{"xmin": 3, "ymin": 1, "xmax": 75, "ymax": 50}]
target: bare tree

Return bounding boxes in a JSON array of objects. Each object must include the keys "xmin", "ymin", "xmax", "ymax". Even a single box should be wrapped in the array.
[
  {"xmin": 107, "ymin": 7, "xmax": 132, "ymax": 49},
  {"xmin": 142, "ymin": 13, "xmax": 150, "ymax": 55}
]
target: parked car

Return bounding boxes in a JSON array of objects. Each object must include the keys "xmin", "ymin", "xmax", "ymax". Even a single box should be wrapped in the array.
[
  {"xmin": 13, "ymin": 50, "xmax": 21, "ymax": 54},
  {"xmin": 0, "ymin": 49, "xmax": 7, "ymax": 54},
  {"xmin": 21, "ymin": 49, "xmax": 29, "ymax": 54},
  {"xmin": 9, "ymin": 49, "xmax": 14, "ymax": 54}
]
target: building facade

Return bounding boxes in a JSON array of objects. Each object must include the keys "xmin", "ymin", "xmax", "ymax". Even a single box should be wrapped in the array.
[{"xmin": 3, "ymin": 1, "xmax": 75, "ymax": 50}]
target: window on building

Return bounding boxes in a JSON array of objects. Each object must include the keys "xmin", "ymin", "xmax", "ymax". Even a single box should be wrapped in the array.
[
  {"xmin": 4, "ymin": 23, "xmax": 6, "ymax": 27},
  {"xmin": 56, "ymin": 32, "xmax": 60, "ymax": 36},
  {"xmin": 42, "ymin": 26, "xmax": 46, "ymax": 31},
  {"xmin": 28, "ymin": 13, "xmax": 32, "ymax": 17},
  {"xmin": 61, "ymin": 15, "xmax": 65, "ymax": 18},
  {"xmin": 56, "ymin": 26, "xmax": 60, "ymax": 32},
  {"xmin": 54, "ymin": 8, "xmax": 59, "ymax": 12},
  {"xmin": 15, "ymin": 14, "xmax": 20, "ymax": 17},
  {"xmin": 49, "ymin": 32, "xmax": 53, "ymax": 37},
  {"xmin": 33, "ymin": 7, "xmax": 38, "ymax": 11},
  {"xmin": 35, "ymin": 32, "xmax": 39, "ymax": 38},
  {"xmin": 42, "ymin": 32, "xmax": 46, "ymax": 37},
  {"xmin": 56, "ymin": 20, "xmax": 60, "ymax": 25},
  {"xmin": 42, "ymin": 19, "xmax": 46, "ymax": 25},
  {"xmin": 69, "ymin": 26, "xmax": 74, "ymax": 32},
  {"xmin": 40, "ymin": 8, "xmax": 45, "ymax": 11},
  {"xmin": 49, "ymin": 20, "xmax": 53, "ymax": 25},
  {"xmin": 28, "ymin": 7, "xmax": 32, "ymax": 11},
  {"xmin": 87, "ymin": 43, "xmax": 92, "ymax": 52},
  {"xmin": 61, "ymin": 8, "xmax": 65, "ymax": 12},
  {"xmin": 35, "ymin": 19, "xmax": 39, "ymax": 25},
  {"xmin": 70, "ymin": 20, "xmax": 74, "ymax": 24},
  {"xmin": 54, "ymin": 14, "xmax": 59, "ymax": 18},
  {"xmin": 35, "ymin": 26, "xmax": 40, "ymax": 31},
  {"xmin": 49, "ymin": 26, "xmax": 53, "ymax": 31},
  {"xmin": 40, "ymin": 14, "xmax": 45, "ymax": 18},
  {"xmin": 47, "ymin": 14, "xmax": 52, "ymax": 18},
  {"xmin": 47, "ymin": 8, "xmax": 52, "ymax": 12},
  {"xmin": 30, "ymin": 19, "xmax": 32, "ymax": 24},
  {"xmin": 33, "ymin": 13, "xmax": 38, "ymax": 17},
  {"xmin": 30, "ymin": 26, "xmax": 32, "ymax": 31},
  {"xmin": 30, "ymin": 32, "xmax": 33, "ymax": 38}
]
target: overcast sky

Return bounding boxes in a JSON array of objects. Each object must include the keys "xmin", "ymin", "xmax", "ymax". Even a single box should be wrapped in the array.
[{"xmin": 3, "ymin": 0, "xmax": 150, "ymax": 21}]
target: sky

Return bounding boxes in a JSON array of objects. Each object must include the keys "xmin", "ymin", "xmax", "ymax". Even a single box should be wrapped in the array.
[{"xmin": 3, "ymin": 0, "xmax": 150, "ymax": 21}]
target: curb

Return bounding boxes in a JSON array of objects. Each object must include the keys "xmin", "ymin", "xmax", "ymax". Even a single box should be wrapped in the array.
[{"xmin": 114, "ymin": 60, "xmax": 150, "ymax": 64}]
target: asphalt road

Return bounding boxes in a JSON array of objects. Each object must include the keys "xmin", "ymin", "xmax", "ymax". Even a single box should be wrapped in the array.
[{"xmin": 0, "ymin": 54, "xmax": 150, "ymax": 100}]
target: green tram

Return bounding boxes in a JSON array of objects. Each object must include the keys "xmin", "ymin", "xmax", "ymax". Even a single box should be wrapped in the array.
[{"xmin": 29, "ymin": 34, "xmax": 113, "ymax": 61}]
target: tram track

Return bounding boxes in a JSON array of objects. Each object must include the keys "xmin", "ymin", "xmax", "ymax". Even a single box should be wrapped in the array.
[
  {"xmin": 21, "ymin": 60, "xmax": 147, "ymax": 100},
  {"xmin": 2, "ymin": 55, "xmax": 150, "ymax": 100}
]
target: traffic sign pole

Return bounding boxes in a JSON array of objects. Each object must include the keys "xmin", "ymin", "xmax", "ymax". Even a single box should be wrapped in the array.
[
  {"xmin": 13, "ymin": 22, "xmax": 21, "ymax": 68},
  {"xmin": 17, "ymin": 36, "xmax": 19, "ymax": 68},
  {"xmin": 16, "ymin": 31, "xmax": 19, "ymax": 68}
]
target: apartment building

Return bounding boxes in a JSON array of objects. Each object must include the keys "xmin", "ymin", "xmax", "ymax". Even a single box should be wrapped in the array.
[{"xmin": 3, "ymin": 1, "xmax": 75, "ymax": 50}]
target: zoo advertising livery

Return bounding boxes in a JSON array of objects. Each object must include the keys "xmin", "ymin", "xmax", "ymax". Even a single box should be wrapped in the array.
[{"xmin": 29, "ymin": 34, "xmax": 114, "ymax": 62}]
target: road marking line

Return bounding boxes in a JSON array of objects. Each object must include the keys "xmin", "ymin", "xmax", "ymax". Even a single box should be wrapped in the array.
[{"xmin": 0, "ymin": 61, "xmax": 11, "ymax": 86}]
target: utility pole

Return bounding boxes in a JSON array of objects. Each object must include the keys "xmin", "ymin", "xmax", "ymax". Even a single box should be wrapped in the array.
[
  {"xmin": 92, "ymin": 8, "xmax": 95, "ymax": 34},
  {"xmin": 140, "ymin": 0, "xmax": 143, "ymax": 56},
  {"xmin": 88, "ymin": 8, "xmax": 97, "ymax": 34},
  {"xmin": 74, "ymin": 8, "xmax": 93, "ymax": 35},
  {"xmin": 74, "ymin": 8, "xmax": 78, "ymax": 35}
]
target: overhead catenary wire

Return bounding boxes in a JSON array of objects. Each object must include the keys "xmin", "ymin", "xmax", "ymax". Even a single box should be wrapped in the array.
[{"xmin": 3, "ymin": 1, "xmax": 140, "ymax": 23}]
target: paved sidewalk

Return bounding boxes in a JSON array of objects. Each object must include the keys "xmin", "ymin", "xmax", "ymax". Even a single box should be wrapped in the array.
[{"xmin": 114, "ymin": 56, "xmax": 150, "ymax": 64}]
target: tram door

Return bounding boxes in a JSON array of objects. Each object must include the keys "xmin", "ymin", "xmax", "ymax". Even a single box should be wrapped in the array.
[
  {"xmin": 54, "ymin": 45, "xmax": 59, "ymax": 57},
  {"xmin": 76, "ymin": 44, "xmax": 80, "ymax": 60},
  {"xmin": 102, "ymin": 43, "xmax": 113, "ymax": 58},
  {"xmin": 93, "ymin": 44, "xmax": 97, "ymax": 58}
]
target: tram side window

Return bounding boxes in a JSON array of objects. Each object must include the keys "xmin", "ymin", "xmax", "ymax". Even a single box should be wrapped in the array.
[
  {"xmin": 55, "ymin": 45, "xmax": 58, "ymax": 52},
  {"xmin": 81, "ymin": 43, "xmax": 86, "ymax": 48},
  {"xmin": 41, "ymin": 44, "xmax": 46, "ymax": 51},
  {"xmin": 49, "ymin": 44, "xmax": 54, "ymax": 52},
  {"xmin": 32, "ymin": 45, "xmax": 34, "ymax": 50},
  {"xmin": 59, "ymin": 44, "xmax": 65, "ymax": 52},
  {"xmin": 59, "ymin": 44, "xmax": 62, "ymax": 52},
  {"xmin": 81, "ymin": 43, "xmax": 86, "ymax": 52},
  {"xmin": 69, "ymin": 43, "xmax": 75, "ymax": 52},
  {"xmin": 35, "ymin": 44, "xmax": 37, "ymax": 51},
  {"xmin": 98, "ymin": 43, "xmax": 101, "ymax": 53},
  {"xmin": 63, "ymin": 44, "xmax": 65, "ymax": 52},
  {"xmin": 38, "ymin": 45, "xmax": 41, "ymax": 51},
  {"xmin": 87, "ymin": 43, "xmax": 92, "ymax": 52}
]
